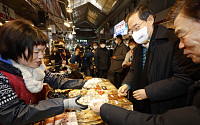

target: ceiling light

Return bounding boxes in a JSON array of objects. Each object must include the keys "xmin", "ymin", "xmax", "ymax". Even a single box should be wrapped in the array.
[
  {"xmin": 66, "ymin": 7, "xmax": 73, "ymax": 13},
  {"xmin": 5, "ymin": 21, "xmax": 9, "ymax": 23},
  {"xmin": 0, "ymin": 22, "xmax": 3, "ymax": 26},
  {"xmin": 69, "ymin": 20, "xmax": 73, "ymax": 24},
  {"xmin": 48, "ymin": 26, "xmax": 52, "ymax": 30},
  {"xmin": 72, "ymin": 26, "xmax": 76, "ymax": 35},
  {"xmin": 64, "ymin": 21, "xmax": 70, "ymax": 27},
  {"xmin": 69, "ymin": 33, "xmax": 73, "ymax": 39}
]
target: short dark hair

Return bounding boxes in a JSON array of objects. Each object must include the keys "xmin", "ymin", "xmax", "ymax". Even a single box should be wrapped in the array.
[
  {"xmin": 100, "ymin": 39, "xmax": 106, "ymax": 44},
  {"xmin": 167, "ymin": 0, "xmax": 200, "ymax": 22},
  {"xmin": 116, "ymin": 34, "xmax": 122, "ymax": 41},
  {"xmin": 167, "ymin": 0, "xmax": 185, "ymax": 21},
  {"xmin": 125, "ymin": 5, "xmax": 153, "ymax": 23},
  {"xmin": 0, "ymin": 19, "xmax": 49, "ymax": 62},
  {"xmin": 75, "ymin": 45, "xmax": 82, "ymax": 51},
  {"xmin": 129, "ymin": 39, "xmax": 136, "ymax": 44},
  {"xmin": 93, "ymin": 42, "xmax": 98, "ymax": 45}
]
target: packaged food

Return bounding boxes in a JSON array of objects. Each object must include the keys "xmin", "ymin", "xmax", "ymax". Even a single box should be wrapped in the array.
[{"xmin": 45, "ymin": 116, "xmax": 55, "ymax": 125}]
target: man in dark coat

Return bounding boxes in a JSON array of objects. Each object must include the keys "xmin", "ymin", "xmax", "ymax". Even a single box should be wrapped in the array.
[
  {"xmin": 108, "ymin": 34, "xmax": 129, "ymax": 88},
  {"xmin": 90, "ymin": 0, "xmax": 200, "ymax": 124},
  {"xmin": 70, "ymin": 46, "xmax": 94, "ymax": 76},
  {"xmin": 94, "ymin": 39, "xmax": 111, "ymax": 78},
  {"xmin": 117, "ymin": 5, "xmax": 200, "ymax": 114}
]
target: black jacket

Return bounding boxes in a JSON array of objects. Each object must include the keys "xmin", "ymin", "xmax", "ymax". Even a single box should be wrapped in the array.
[
  {"xmin": 100, "ymin": 103, "xmax": 200, "ymax": 125},
  {"xmin": 0, "ymin": 60, "xmax": 85, "ymax": 125},
  {"xmin": 100, "ymin": 80, "xmax": 200, "ymax": 125},
  {"xmin": 94, "ymin": 47, "xmax": 111, "ymax": 71},
  {"xmin": 123, "ymin": 25, "xmax": 200, "ymax": 114}
]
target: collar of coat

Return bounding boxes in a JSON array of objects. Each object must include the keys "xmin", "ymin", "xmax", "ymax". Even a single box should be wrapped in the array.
[
  {"xmin": 117, "ymin": 41, "xmax": 124, "ymax": 47},
  {"xmin": 0, "ymin": 60, "xmax": 22, "ymax": 77},
  {"xmin": 151, "ymin": 25, "xmax": 169, "ymax": 40}
]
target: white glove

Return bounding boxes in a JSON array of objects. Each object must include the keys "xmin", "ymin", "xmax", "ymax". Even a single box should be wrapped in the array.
[{"xmin": 63, "ymin": 95, "xmax": 88, "ymax": 110}]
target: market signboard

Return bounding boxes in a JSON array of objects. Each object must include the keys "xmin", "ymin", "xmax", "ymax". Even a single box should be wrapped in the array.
[{"xmin": 113, "ymin": 20, "xmax": 128, "ymax": 38}]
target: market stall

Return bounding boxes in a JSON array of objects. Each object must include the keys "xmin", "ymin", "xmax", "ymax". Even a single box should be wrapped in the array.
[{"xmin": 45, "ymin": 78, "xmax": 133, "ymax": 125}]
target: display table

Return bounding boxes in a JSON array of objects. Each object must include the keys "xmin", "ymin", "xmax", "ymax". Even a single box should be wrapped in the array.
[{"xmin": 45, "ymin": 78, "xmax": 133, "ymax": 125}]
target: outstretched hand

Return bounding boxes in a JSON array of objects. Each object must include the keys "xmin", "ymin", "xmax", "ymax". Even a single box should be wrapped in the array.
[
  {"xmin": 90, "ymin": 102, "xmax": 104, "ymax": 115},
  {"xmin": 133, "ymin": 89, "xmax": 147, "ymax": 100}
]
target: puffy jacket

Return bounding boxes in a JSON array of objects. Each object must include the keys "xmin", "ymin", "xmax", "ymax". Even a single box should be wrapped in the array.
[{"xmin": 0, "ymin": 60, "xmax": 85, "ymax": 125}]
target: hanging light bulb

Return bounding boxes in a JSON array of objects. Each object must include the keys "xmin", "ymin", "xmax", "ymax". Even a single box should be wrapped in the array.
[
  {"xmin": 69, "ymin": 32, "xmax": 73, "ymax": 39},
  {"xmin": 64, "ymin": 21, "xmax": 70, "ymax": 27},
  {"xmin": 64, "ymin": 18, "xmax": 70, "ymax": 27},
  {"xmin": 66, "ymin": 7, "xmax": 73, "ymax": 13},
  {"xmin": 48, "ymin": 25, "xmax": 52, "ymax": 30},
  {"xmin": 66, "ymin": 3, "xmax": 72, "ymax": 13},
  {"xmin": 72, "ymin": 26, "xmax": 76, "ymax": 35}
]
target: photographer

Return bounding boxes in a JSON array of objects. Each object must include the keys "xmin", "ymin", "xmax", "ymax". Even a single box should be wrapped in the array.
[
  {"xmin": 50, "ymin": 40, "xmax": 70, "ymax": 66},
  {"xmin": 70, "ymin": 45, "xmax": 94, "ymax": 76}
]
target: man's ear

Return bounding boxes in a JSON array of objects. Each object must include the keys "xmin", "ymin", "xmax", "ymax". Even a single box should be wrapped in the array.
[{"xmin": 148, "ymin": 15, "xmax": 154, "ymax": 25}]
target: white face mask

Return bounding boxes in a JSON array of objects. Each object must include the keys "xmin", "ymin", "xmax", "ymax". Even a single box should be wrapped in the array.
[
  {"xmin": 93, "ymin": 46, "xmax": 98, "ymax": 49},
  {"xmin": 129, "ymin": 45, "xmax": 135, "ymax": 50},
  {"xmin": 100, "ymin": 44, "xmax": 106, "ymax": 48},
  {"xmin": 132, "ymin": 21, "xmax": 151, "ymax": 44}
]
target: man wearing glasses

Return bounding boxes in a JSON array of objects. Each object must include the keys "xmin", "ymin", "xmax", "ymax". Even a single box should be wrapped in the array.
[{"xmin": 117, "ymin": 5, "xmax": 200, "ymax": 114}]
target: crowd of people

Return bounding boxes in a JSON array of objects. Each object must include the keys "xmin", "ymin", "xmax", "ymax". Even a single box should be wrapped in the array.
[
  {"xmin": 90, "ymin": 0, "xmax": 200, "ymax": 125},
  {"xmin": 49, "ymin": 34, "xmax": 132, "ymax": 86},
  {"xmin": 0, "ymin": 0, "xmax": 200, "ymax": 124}
]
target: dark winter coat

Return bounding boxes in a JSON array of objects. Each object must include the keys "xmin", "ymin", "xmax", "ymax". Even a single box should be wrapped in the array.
[
  {"xmin": 109, "ymin": 42, "xmax": 129, "ymax": 73},
  {"xmin": 94, "ymin": 47, "xmax": 111, "ymax": 71},
  {"xmin": 100, "ymin": 103, "xmax": 200, "ymax": 125},
  {"xmin": 100, "ymin": 80, "xmax": 200, "ymax": 125},
  {"xmin": 70, "ymin": 50, "xmax": 94, "ymax": 69},
  {"xmin": 0, "ymin": 60, "xmax": 85, "ymax": 125},
  {"xmin": 123, "ymin": 25, "xmax": 200, "ymax": 114}
]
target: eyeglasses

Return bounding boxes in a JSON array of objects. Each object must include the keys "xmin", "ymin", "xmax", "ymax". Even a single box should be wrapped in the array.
[{"xmin": 129, "ymin": 21, "xmax": 145, "ymax": 34}]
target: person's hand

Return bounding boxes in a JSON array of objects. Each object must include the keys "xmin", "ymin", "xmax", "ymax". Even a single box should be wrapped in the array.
[
  {"xmin": 127, "ymin": 62, "xmax": 132, "ymax": 66},
  {"xmin": 75, "ymin": 51, "xmax": 79, "ymax": 56},
  {"xmin": 63, "ymin": 95, "xmax": 88, "ymax": 110},
  {"xmin": 90, "ymin": 102, "xmax": 104, "ymax": 115},
  {"xmin": 53, "ymin": 47, "xmax": 57, "ymax": 51},
  {"xmin": 62, "ymin": 49, "xmax": 66, "ymax": 56},
  {"xmin": 112, "ymin": 56, "xmax": 116, "ymax": 60},
  {"xmin": 122, "ymin": 64, "xmax": 127, "ymax": 68},
  {"xmin": 118, "ymin": 84, "xmax": 129, "ymax": 97},
  {"xmin": 85, "ymin": 76, "xmax": 92, "ymax": 80},
  {"xmin": 133, "ymin": 89, "xmax": 147, "ymax": 100},
  {"xmin": 80, "ymin": 53, "xmax": 84, "ymax": 58}
]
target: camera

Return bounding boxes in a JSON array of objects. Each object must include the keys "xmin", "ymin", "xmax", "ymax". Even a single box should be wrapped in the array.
[
  {"xmin": 79, "ymin": 51, "xmax": 84, "ymax": 56},
  {"xmin": 54, "ymin": 44, "xmax": 65, "ymax": 53}
]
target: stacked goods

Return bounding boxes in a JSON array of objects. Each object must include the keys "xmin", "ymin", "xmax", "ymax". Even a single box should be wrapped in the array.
[{"xmin": 45, "ymin": 78, "xmax": 133, "ymax": 124}]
